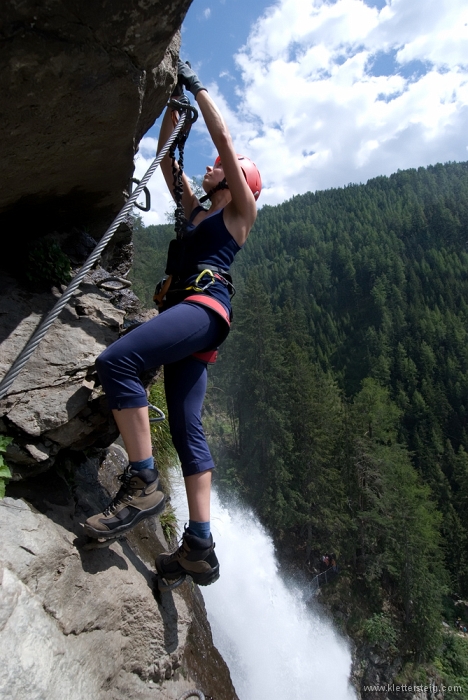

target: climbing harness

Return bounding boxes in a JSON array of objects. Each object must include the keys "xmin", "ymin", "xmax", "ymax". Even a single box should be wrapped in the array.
[
  {"xmin": 183, "ymin": 267, "xmax": 235, "ymax": 297},
  {"xmin": 155, "ymin": 266, "xmax": 235, "ymax": 307},
  {"xmin": 0, "ymin": 99, "xmax": 197, "ymax": 402},
  {"xmin": 184, "ymin": 294, "xmax": 231, "ymax": 364},
  {"xmin": 187, "ymin": 268, "xmax": 217, "ymax": 293},
  {"xmin": 153, "ymin": 116, "xmax": 236, "ymax": 367}
]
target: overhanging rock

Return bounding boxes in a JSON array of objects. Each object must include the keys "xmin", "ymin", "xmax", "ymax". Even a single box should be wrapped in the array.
[{"xmin": 0, "ymin": 0, "xmax": 192, "ymax": 242}]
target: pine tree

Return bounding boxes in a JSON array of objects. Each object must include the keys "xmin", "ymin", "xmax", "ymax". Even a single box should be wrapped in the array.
[{"xmin": 221, "ymin": 273, "xmax": 293, "ymax": 528}]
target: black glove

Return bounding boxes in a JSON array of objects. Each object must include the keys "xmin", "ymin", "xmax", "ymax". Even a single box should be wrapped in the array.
[
  {"xmin": 177, "ymin": 60, "xmax": 206, "ymax": 97},
  {"xmin": 171, "ymin": 80, "xmax": 183, "ymax": 98}
]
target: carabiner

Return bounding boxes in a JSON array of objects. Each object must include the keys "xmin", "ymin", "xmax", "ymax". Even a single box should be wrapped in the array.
[
  {"xmin": 193, "ymin": 269, "xmax": 215, "ymax": 292},
  {"xmin": 168, "ymin": 97, "xmax": 199, "ymax": 127},
  {"xmin": 130, "ymin": 178, "xmax": 151, "ymax": 211}
]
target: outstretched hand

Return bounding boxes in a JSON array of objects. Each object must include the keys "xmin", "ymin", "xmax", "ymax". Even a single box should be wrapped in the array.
[{"xmin": 177, "ymin": 60, "xmax": 207, "ymax": 97}]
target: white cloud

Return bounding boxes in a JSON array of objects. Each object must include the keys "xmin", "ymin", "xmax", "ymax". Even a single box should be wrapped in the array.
[
  {"xmin": 137, "ymin": 0, "xmax": 468, "ymax": 222},
  {"xmin": 203, "ymin": 8, "xmax": 211, "ymax": 20},
  {"xmin": 376, "ymin": 0, "xmax": 468, "ymax": 65},
  {"xmin": 228, "ymin": 0, "xmax": 468, "ymax": 205},
  {"xmin": 133, "ymin": 137, "xmax": 174, "ymax": 225},
  {"xmin": 219, "ymin": 70, "xmax": 235, "ymax": 81},
  {"xmin": 189, "ymin": 81, "xmax": 260, "ymax": 164}
]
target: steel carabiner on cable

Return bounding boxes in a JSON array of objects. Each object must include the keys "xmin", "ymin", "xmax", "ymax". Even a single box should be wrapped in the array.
[
  {"xmin": 148, "ymin": 403, "xmax": 165, "ymax": 424},
  {"xmin": 168, "ymin": 97, "xmax": 198, "ymax": 130},
  {"xmin": 129, "ymin": 178, "xmax": 151, "ymax": 211}
]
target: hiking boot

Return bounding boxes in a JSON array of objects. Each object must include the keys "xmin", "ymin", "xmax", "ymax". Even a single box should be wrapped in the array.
[
  {"xmin": 155, "ymin": 529, "xmax": 220, "ymax": 586},
  {"xmin": 84, "ymin": 467, "xmax": 165, "ymax": 539}
]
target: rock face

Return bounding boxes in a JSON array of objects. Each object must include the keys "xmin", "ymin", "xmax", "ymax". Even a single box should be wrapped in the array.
[
  {"xmin": 0, "ymin": 281, "xmax": 239, "ymax": 697},
  {"xmin": 0, "ymin": 0, "xmax": 190, "ymax": 464},
  {"xmin": 0, "ymin": 271, "xmax": 125, "ymax": 477},
  {"xmin": 0, "ymin": 3, "xmax": 238, "ymax": 698},
  {"xmin": 0, "ymin": 0, "xmax": 191, "ymax": 243},
  {"xmin": 0, "ymin": 0, "xmax": 193, "ymax": 461},
  {"xmin": 0, "ymin": 444, "xmax": 238, "ymax": 699}
]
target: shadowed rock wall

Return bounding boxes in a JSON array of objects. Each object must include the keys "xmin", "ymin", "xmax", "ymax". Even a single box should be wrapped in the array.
[
  {"xmin": 0, "ymin": 0, "xmax": 192, "ymax": 473},
  {"xmin": 0, "ymin": 0, "xmax": 191, "ymax": 239}
]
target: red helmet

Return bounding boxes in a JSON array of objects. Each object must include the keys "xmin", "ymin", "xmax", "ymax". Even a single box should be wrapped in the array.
[{"xmin": 214, "ymin": 154, "xmax": 262, "ymax": 200}]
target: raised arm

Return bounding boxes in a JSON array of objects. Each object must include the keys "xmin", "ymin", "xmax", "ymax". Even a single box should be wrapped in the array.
[
  {"xmin": 196, "ymin": 91, "xmax": 257, "ymax": 229},
  {"xmin": 178, "ymin": 61, "xmax": 257, "ymax": 243}
]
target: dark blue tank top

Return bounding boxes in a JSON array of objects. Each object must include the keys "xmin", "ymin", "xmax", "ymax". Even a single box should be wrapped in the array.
[{"xmin": 168, "ymin": 208, "xmax": 241, "ymax": 313}]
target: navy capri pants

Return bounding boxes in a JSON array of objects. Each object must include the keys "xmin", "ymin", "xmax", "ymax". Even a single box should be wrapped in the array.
[{"xmin": 95, "ymin": 301, "xmax": 224, "ymax": 477}]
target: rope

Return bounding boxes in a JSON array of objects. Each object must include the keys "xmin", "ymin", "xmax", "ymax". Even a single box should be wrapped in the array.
[
  {"xmin": 169, "ymin": 95, "xmax": 192, "ymax": 240},
  {"xmin": 178, "ymin": 691, "xmax": 205, "ymax": 700},
  {"xmin": 0, "ymin": 110, "xmax": 189, "ymax": 402}
]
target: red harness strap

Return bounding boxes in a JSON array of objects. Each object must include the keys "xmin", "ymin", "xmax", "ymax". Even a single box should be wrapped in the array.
[
  {"xmin": 184, "ymin": 294, "xmax": 231, "ymax": 364},
  {"xmin": 192, "ymin": 349, "xmax": 219, "ymax": 364}
]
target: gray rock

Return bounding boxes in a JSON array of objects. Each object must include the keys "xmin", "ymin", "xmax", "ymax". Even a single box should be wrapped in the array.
[
  {"xmin": 5, "ymin": 441, "xmax": 38, "ymax": 466},
  {"xmin": 6, "ymin": 382, "xmax": 92, "ymax": 436},
  {"xmin": 0, "ymin": 2, "xmax": 239, "ymax": 696},
  {"xmin": 0, "ymin": 274, "xmax": 124, "ymax": 468},
  {"xmin": 24, "ymin": 443, "xmax": 50, "ymax": 462},
  {"xmin": 0, "ymin": 0, "xmax": 192, "ymax": 235},
  {"xmin": 0, "ymin": 446, "xmax": 238, "ymax": 699},
  {"xmin": 0, "ymin": 279, "xmax": 123, "ymax": 396},
  {"xmin": 0, "ymin": 566, "xmax": 110, "ymax": 700}
]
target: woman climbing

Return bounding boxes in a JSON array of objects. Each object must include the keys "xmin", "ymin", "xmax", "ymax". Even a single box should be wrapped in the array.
[{"xmin": 84, "ymin": 61, "xmax": 261, "ymax": 586}]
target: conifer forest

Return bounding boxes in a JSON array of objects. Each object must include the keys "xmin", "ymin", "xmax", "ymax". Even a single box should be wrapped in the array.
[{"xmin": 132, "ymin": 161, "xmax": 468, "ymax": 679}]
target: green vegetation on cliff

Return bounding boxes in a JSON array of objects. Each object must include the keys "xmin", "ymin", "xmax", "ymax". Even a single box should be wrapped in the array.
[
  {"xmin": 0, "ymin": 436, "xmax": 12, "ymax": 499},
  {"xmin": 129, "ymin": 220, "xmax": 174, "ymax": 308}
]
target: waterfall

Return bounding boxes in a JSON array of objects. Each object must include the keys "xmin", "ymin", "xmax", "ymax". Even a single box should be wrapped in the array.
[{"xmin": 171, "ymin": 480, "xmax": 356, "ymax": 700}]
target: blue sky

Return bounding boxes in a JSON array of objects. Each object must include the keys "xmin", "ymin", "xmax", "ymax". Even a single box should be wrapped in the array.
[
  {"xmin": 143, "ymin": 0, "xmax": 275, "ymax": 178},
  {"xmin": 177, "ymin": 0, "xmax": 274, "ymax": 173},
  {"xmin": 135, "ymin": 0, "xmax": 468, "ymax": 224},
  {"xmin": 181, "ymin": 0, "xmax": 272, "ymax": 89}
]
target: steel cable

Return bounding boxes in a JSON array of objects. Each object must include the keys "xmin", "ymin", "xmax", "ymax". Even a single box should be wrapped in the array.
[{"xmin": 0, "ymin": 110, "xmax": 188, "ymax": 401}]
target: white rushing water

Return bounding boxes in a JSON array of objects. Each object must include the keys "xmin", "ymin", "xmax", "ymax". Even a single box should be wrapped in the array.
[{"xmin": 171, "ymin": 478, "xmax": 356, "ymax": 700}]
